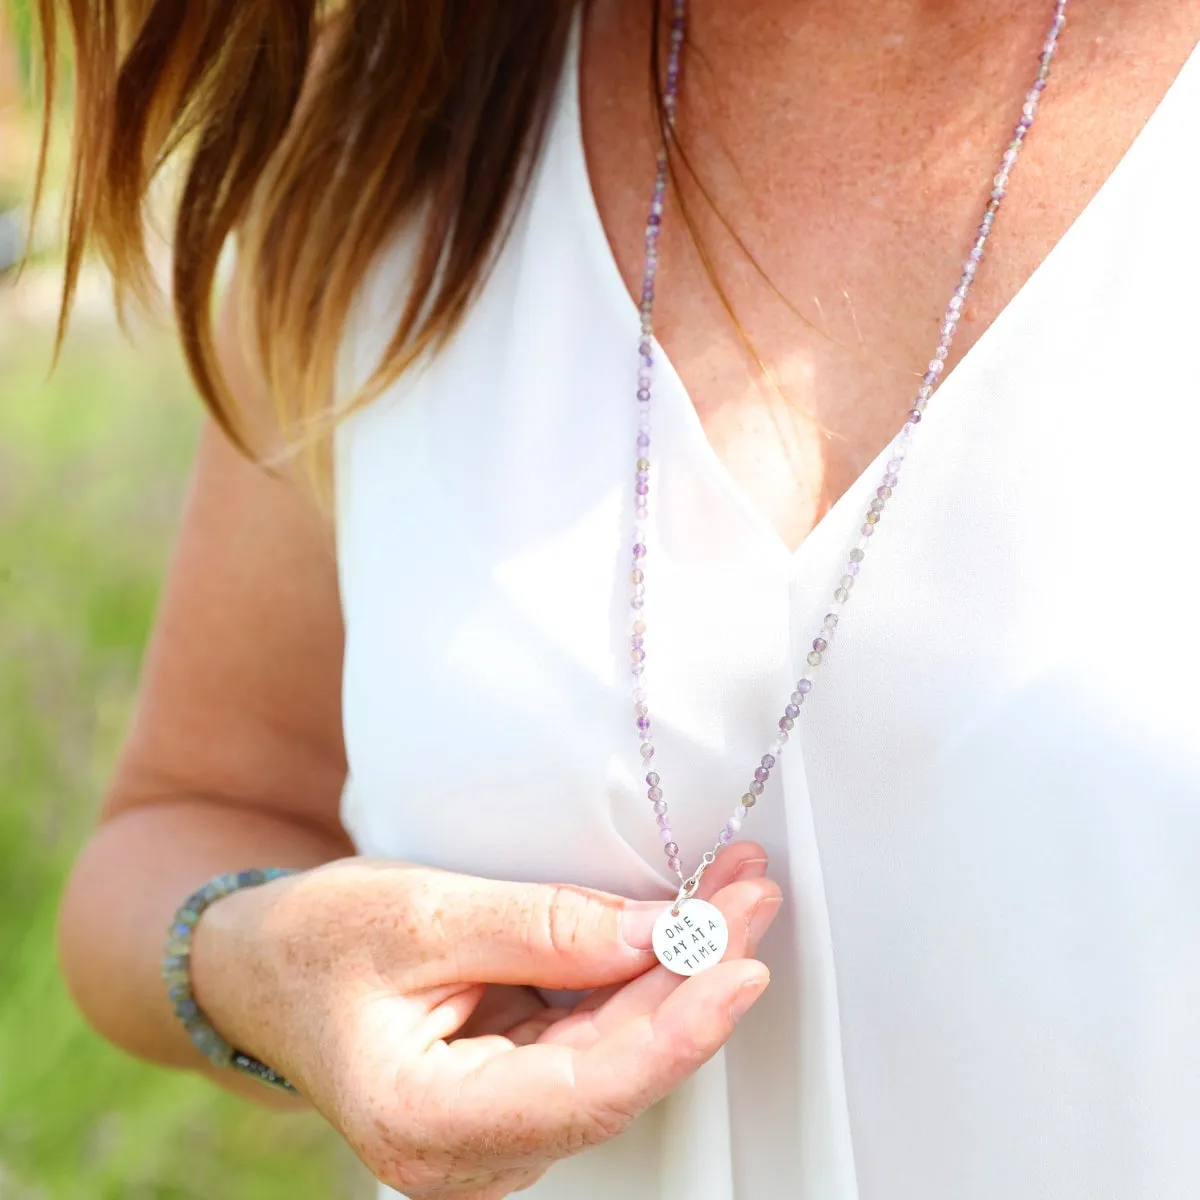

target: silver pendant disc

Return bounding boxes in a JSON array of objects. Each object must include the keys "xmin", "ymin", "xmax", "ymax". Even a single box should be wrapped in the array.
[{"xmin": 652, "ymin": 899, "xmax": 729, "ymax": 976}]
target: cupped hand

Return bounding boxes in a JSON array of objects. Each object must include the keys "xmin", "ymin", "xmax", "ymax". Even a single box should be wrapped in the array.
[{"xmin": 207, "ymin": 844, "xmax": 780, "ymax": 1200}]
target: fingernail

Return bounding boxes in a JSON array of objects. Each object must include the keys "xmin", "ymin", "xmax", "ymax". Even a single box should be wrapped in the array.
[
  {"xmin": 734, "ymin": 857, "xmax": 769, "ymax": 881},
  {"xmin": 621, "ymin": 901, "xmax": 667, "ymax": 950},
  {"xmin": 730, "ymin": 972, "xmax": 770, "ymax": 1023},
  {"xmin": 747, "ymin": 896, "xmax": 782, "ymax": 946}
]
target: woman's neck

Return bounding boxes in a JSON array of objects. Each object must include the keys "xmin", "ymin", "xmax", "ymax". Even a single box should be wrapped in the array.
[
  {"xmin": 681, "ymin": 0, "xmax": 1060, "ymax": 102},
  {"xmin": 585, "ymin": 0, "xmax": 1195, "ymax": 548}
]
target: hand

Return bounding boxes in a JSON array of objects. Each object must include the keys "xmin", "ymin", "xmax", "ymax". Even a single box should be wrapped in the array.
[{"xmin": 192, "ymin": 844, "xmax": 781, "ymax": 1200}]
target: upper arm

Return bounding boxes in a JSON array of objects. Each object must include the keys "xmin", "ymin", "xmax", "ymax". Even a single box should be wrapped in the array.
[
  {"xmin": 104, "ymin": 15, "xmax": 359, "ymax": 845},
  {"xmin": 104, "ymin": 282, "xmax": 351, "ymax": 846}
]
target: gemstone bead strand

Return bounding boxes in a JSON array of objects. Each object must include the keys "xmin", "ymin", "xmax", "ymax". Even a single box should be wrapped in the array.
[
  {"xmin": 629, "ymin": 0, "xmax": 687, "ymax": 877},
  {"xmin": 630, "ymin": 0, "xmax": 1069, "ymax": 884}
]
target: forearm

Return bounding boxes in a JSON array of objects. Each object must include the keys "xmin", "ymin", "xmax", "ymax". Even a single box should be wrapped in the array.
[{"xmin": 58, "ymin": 796, "xmax": 352, "ymax": 1107}]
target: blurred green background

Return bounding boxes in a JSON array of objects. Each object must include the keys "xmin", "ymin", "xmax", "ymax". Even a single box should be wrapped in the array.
[{"xmin": 1, "ymin": 6, "xmax": 365, "ymax": 1196}]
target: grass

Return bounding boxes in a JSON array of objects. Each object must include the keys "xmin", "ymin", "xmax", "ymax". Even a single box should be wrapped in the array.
[{"xmin": 0, "ymin": 309, "xmax": 366, "ymax": 1200}]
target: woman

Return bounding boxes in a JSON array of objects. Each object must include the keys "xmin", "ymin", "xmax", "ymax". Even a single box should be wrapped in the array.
[{"xmin": 44, "ymin": 0, "xmax": 1200, "ymax": 1196}]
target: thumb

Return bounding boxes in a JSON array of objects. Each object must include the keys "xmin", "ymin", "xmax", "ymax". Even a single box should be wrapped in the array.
[{"xmin": 413, "ymin": 872, "xmax": 668, "ymax": 991}]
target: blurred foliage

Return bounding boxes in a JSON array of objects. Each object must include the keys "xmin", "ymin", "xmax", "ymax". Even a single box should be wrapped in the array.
[
  {"xmin": 4, "ymin": 1, "xmax": 28, "ymax": 34},
  {"xmin": 0, "ymin": 319, "xmax": 367, "ymax": 1199},
  {"xmin": 6, "ymin": 0, "xmax": 31, "ymax": 85},
  {"xmin": 0, "ymin": 25, "xmax": 367, "ymax": 1182}
]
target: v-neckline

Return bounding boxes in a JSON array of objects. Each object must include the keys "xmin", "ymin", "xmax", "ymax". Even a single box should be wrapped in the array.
[{"xmin": 561, "ymin": 12, "xmax": 1200, "ymax": 576}]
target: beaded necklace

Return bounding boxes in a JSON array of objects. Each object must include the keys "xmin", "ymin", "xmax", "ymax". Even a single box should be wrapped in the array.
[{"xmin": 633, "ymin": 0, "xmax": 1070, "ymax": 975}]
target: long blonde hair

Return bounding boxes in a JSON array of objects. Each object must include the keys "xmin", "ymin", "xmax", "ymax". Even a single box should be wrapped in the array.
[{"xmin": 33, "ymin": 0, "xmax": 598, "ymax": 460}]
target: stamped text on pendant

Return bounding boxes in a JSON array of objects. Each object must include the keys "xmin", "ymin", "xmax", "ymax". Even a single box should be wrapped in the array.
[{"xmin": 651, "ymin": 898, "xmax": 729, "ymax": 976}]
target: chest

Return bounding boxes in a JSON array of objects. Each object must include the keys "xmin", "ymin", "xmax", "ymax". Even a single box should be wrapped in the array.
[{"xmin": 580, "ymin": 0, "xmax": 1200, "ymax": 552}]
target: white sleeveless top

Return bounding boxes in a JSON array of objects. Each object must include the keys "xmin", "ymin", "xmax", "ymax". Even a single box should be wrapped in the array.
[{"xmin": 336, "ymin": 21, "xmax": 1200, "ymax": 1200}]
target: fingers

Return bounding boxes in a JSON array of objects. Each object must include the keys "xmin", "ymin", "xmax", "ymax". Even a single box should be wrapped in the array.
[
  {"xmin": 572, "ymin": 956, "xmax": 770, "ymax": 1127},
  {"xmin": 349, "ymin": 959, "xmax": 771, "ymax": 1195},
  {"xmin": 444, "ymin": 957, "xmax": 770, "ymax": 1164},
  {"xmin": 430, "ymin": 1167, "xmax": 547, "ymax": 1200},
  {"xmin": 354, "ymin": 863, "xmax": 779, "ymax": 1192},
  {"xmin": 399, "ymin": 872, "xmax": 663, "ymax": 990},
  {"xmin": 405, "ymin": 845, "xmax": 772, "ymax": 993},
  {"xmin": 453, "ymin": 985, "xmax": 548, "ymax": 1042},
  {"xmin": 433, "ymin": 880, "xmax": 777, "ymax": 1159},
  {"xmin": 398, "ymin": 1164, "xmax": 544, "ymax": 1200},
  {"xmin": 694, "ymin": 842, "xmax": 770, "ymax": 897},
  {"xmin": 537, "ymin": 875, "xmax": 782, "ymax": 1050},
  {"xmin": 469, "ymin": 1170, "xmax": 549, "ymax": 1200}
]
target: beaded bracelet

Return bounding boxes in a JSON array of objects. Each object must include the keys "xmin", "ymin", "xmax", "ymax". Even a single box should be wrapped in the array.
[{"xmin": 162, "ymin": 867, "xmax": 302, "ymax": 1095}]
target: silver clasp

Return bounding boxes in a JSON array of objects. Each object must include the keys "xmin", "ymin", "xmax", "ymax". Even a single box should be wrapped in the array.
[{"xmin": 670, "ymin": 850, "xmax": 718, "ymax": 916}]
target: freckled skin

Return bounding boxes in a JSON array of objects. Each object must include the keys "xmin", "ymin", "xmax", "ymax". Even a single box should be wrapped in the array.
[{"xmin": 583, "ymin": 0, "xmax": 1200, "ymax": 552}]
